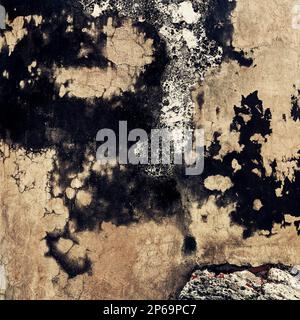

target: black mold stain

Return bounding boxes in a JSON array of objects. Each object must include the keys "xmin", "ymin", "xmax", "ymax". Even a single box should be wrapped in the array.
[
  {"xmin": 204, "ymin": 0, "xmax": 253, "ymax": 67},
  {"xmin": 44, "ymin": 229, "xmax": 92, "ymax": 278},
  {"xmin": 0, "ymin": 0, "xmax": 182, "ymax": 275},
  {"xmin": 202, "ymin": 90, "xmax": 300, "ymax": 238},
  {"xmin": 197, "ymin": 92, "xmax": 205, "ymax": 112},
  {"xmin": 1, "ymin": 0, "xmax": 295, "ymax": 279},
  {"xmin": 202, "ymin": 91, "xmax": 276, "ymax": 237},
  {"xmin": 183, "ymin": 235, "xmax": 197, "ymax": 255},
  {"xmin": 227, "ymin": 50, "xmax": 253, "ymax": 68},
  {"xmin": 291, "ymin": 90, "xmax": 300, "ymax": 121}
]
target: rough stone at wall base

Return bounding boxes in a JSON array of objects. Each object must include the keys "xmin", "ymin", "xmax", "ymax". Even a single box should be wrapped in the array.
[{"xmin": 179, "ymin": 267, "xmax": 300, "ymax": 300}]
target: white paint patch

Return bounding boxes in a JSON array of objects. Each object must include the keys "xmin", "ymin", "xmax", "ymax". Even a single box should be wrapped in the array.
[
  {"xmin": 91, "ymin": 1, "xmax": 109, "ymax": 18},
  {"xmin": 156, "ymin": 1, "xmax": 221, "ymax": 131},
  {"xmin": 182, "ymin": 29, "xmax": 198, "ymax": 49},
  {"xmin": 169, "ymin": 1, "xmax": 201, "ymax": 24}
]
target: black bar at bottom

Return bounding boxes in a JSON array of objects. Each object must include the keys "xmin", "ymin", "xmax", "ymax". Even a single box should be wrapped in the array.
[{"xmin": 0, "ymin": 300, "xmax": 294, "ymax": 319}]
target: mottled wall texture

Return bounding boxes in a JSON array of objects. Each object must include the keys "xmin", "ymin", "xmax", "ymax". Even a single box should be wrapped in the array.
[{"xmin": 0, "ymin": 0, "xmax": 300, "ymax": 300}]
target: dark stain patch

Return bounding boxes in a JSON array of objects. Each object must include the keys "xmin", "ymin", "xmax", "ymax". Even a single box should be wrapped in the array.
[
  {"xmin": 227, "ymin": 49, "xmax": 254, "ymax": 67},
  {"xmin": 294, "ymin": 220, "xmax": 300, "ymax": 236},
  {"xmin": 291, "ymin": 90, "xmax": 300, "ymax": 121},
  {"xmin": 0, "ymin": 0, "xmax": 179, "ymax": 275},
  {"xmin": 202, "ymin": 90, "xmax": 300, "ymax": 238},
  {"xmin": 183, "ymin": 235, "xmax": 197, "ymax": 255},
  {"xmin": 197, "ymin": 92, "xmax": 205, "ymax": 111},
  {"xmin": 44, "ymin": 228, "xmax": 92, "ymax": 278},
  {"xmin": 204, "ymin": 0, "xmax": 253, "ymax": 67},
  {"xmin": 206, "ymin": 91, "xmax": 277, "ymax": 236},
  {"xmin": 0, "ymin": 0, "xmax": 294, "ymax": 279}
]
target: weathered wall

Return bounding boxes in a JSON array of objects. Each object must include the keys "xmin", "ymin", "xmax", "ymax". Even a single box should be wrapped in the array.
[{"xmin": 0, "ymin": 0, "xmax": 300, "ymax": 300}]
